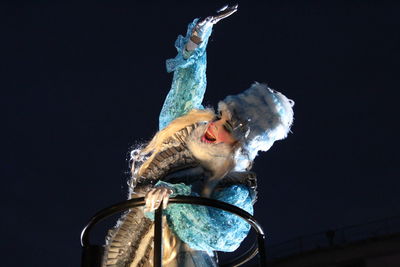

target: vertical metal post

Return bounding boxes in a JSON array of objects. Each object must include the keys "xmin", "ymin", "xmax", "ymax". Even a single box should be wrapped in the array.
[
  {"xmin": 154, "ymin": 201, "xmax": 163, "ymax": 267},
  {"xmin": 257, "ymin": 234, "xmax": 267, "ymax": 266}
]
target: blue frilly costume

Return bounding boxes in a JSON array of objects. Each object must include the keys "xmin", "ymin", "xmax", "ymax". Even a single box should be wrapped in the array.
[{"xmin": 147, "ymin": 19, "xmax": 255, "ymax": 253}]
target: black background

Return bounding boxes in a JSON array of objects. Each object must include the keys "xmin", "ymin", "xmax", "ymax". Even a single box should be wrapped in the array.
[{"xmin": 2, "ymin": 1, "xmax": 400, "ymax": 266}]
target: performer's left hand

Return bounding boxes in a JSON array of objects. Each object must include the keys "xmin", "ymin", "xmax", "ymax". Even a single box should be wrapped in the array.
[
  {"xmin": 143, "ymin": 186, "xmax": 173, "ymax": 212},
  {"xmin": 189, "ymin": 4, "xmax": 238, "ymax": 46}
]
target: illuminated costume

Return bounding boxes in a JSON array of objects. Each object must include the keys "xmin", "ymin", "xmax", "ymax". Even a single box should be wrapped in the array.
[{"xmin": 102, "ymin": 6, "xmax": 294, "ymax": 267}]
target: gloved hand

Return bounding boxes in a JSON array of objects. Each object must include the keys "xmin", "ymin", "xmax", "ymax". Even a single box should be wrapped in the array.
[{"xmin": 186, "ymin": 4, "xmax": 238, "ymax": 51}]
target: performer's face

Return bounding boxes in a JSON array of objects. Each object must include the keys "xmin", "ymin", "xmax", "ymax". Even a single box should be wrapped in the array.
[{"xmin": 202, "ymin": 112, "xmax": 236, "ymax": 145}]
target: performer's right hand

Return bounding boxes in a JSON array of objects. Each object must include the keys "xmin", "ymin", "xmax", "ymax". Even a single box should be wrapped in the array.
[{"xmin": 143, "ymin": 186, "xmax": 173, "ymax": 212}]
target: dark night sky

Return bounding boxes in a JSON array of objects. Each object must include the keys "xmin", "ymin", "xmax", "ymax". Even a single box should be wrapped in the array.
[{"xmin": 2, "ymin": 1, "xmax": 400, "ymax": 266}]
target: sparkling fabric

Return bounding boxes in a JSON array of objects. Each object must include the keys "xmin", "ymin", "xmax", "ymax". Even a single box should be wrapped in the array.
[
  {"xmin": 153, "ymin": 19, "xmax": 255, "ymax": 255},
  {"xmin": 147, "ymin": 181, "xmax": 254, "ymax": 253},
  {"xmin": 159, "ymin": 19, "xmax": 212, "ymax": 129}
]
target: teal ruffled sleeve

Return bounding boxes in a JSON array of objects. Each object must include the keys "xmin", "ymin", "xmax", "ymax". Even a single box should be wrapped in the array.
[
  {"xmin": 153, "ymin": 20, "xmax": 254, "ymax": 253},
  {"xmin": 159, "ymin": 19, "xmax": 213, "ymax": 130},
  {"xmin": 147, "ymin": 181, "xmax": 254, "ymax": 253}
]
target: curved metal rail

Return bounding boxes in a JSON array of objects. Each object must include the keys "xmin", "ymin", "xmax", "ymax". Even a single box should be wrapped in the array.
[{"xmin": 81, "ymin": 196, "xmax": 266, "ymax": 267}]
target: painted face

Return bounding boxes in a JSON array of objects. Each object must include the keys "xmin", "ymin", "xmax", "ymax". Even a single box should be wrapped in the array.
[{"xmin": 201, "ymin": 112, "xmax": 236, "ymax": 145}]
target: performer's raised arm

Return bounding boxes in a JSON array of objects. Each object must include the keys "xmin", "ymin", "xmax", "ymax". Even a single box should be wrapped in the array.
[{"xmin": 159, "ymin": 5, "xmax": 238, "ymax": 129}]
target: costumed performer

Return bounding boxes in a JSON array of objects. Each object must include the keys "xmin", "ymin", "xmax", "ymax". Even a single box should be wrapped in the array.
[{"xmin": 102, "ymin": 5, "xmax": 294, "ymax": 267}]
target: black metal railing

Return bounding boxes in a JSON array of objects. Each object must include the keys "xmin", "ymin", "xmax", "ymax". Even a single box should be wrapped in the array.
[{"xmin": 81, "ymin": 196, "xmax": 266, "ymax": 267}]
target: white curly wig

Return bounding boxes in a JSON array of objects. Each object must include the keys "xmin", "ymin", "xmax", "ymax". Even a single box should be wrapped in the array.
[{"xmin": 218, "ymin": 82, "xmax": 294, "ymax": 170}]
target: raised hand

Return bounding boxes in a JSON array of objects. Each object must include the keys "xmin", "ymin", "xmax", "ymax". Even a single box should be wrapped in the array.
[
  {"xmin": 202, "ymin": 4, "xmax": 238, "ymax": 25},
  {"xmin": 189, "ymin": 4, "xmax": 238, "ymax": 46}
]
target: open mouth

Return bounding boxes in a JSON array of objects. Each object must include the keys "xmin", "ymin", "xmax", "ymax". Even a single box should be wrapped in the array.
[{"xmin": 202, "ymin": 127, "xmax": 217, "ymax": 143}]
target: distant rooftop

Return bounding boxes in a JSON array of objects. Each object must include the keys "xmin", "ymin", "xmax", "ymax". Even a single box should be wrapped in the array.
[{"xmin": 267, "ymin": 215, "xmax": 400, "ymax": 260}]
